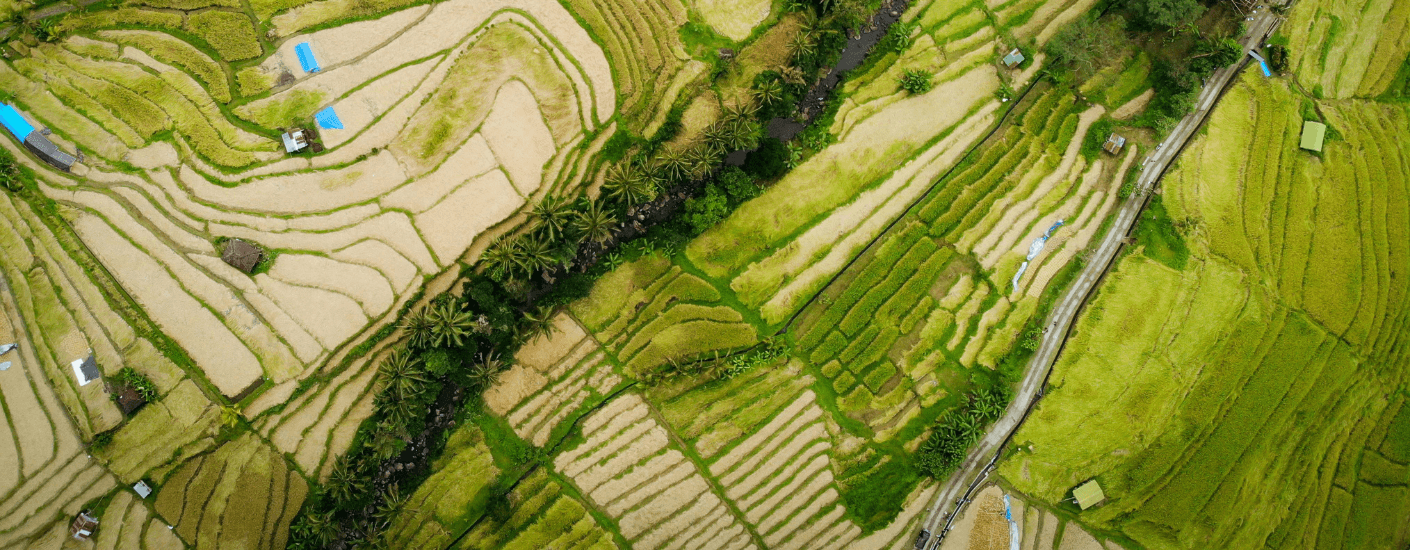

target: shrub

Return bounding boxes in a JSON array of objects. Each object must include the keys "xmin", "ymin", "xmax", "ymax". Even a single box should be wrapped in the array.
[
  {"xmin": 1080, "ymin": 118, "xmax": 1116, "ymax": 160},
  {"xmin": 898, "ymin": 68, "xmax": 933, "ymax": 94},
  {"xmin": 115, "ymin": 367, "xmax": 159, "ymax": 400},
  {"xmin": 600, "ymin": 130, "xmax": 640, "ymax": 162},
  {"xmin": 186, "ymin": 10, "xmax": 261, "ymax": 61},
  {"xmin": 883, "ymin": 20, "xmax": 915, "ymax": 53},
  {"xmin": 743, "ymin": 138, "xmax": 788, "ymax": 179}
]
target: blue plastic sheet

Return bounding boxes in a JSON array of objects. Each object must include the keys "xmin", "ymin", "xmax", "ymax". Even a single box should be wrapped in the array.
[
  {"xmin": 0, "ymin": 104, "xmax": 35, "ymax": 141},
  {"xmin": 315, "ymin": 106, "xmax": 343, "ymax": 129},
  {"xmin": 295, "ymin": 43, "xmax": 320, "ymax": 73}
]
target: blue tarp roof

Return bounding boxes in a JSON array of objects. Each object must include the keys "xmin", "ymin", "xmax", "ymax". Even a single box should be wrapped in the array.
[
  {"xmin": 295, "ymin": 43, "xmax": 320, "ymax": 73},
  {"xmin": 0, "ymin": 104, "xmax": 35, "ymax": 141},
  {"xmin": 315, "ymin": 106, "xmax": 343, "ymax": 129}
]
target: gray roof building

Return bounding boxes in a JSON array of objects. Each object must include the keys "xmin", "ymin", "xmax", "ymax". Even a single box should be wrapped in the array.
[
  {"xmin": 221, "ymin": 239, "xmax": 263, "ymax": 273},
  {"xmin": 1003, "ymin": 48, "xmax": 1025, "ymax": 68},
  {"xmin": 70, "ymin": 353, "xmax": 99, "ymax": 386},
  {"xmin": 24, "ymin": 133, "xmax": 75, "ymax": 171}
]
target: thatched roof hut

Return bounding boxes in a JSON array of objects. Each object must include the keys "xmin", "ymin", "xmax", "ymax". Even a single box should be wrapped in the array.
[{"xmin": 221, "ymin": 239, "xmax": 263, "ymax": 273}]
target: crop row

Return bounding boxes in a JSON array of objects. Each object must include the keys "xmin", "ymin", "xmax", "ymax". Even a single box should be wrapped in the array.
[
  {"xmin": 456, "ymin": 469, "xmax": 616, "ymax": 550},
  {"xmin": 386, "ymin": 422, "xmax": 500, "ymax": 547},
  {"xmin": 554, "ymin": 393, "xmax": 758, "ymax": 549},
  {"xmin": 153, "ymin": 434, "xmax": 307, "ymax": 549},
  {"xmin": 559, "ymin": 0, "xmax": 688, "ymax": 129}
]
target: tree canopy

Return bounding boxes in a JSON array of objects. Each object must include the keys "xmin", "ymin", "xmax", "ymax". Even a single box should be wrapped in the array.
[
  {"xmin": 1046, "ymin": 15, "xmax": 1130, "ymax": 77},
  {"xmin": 1128, "ymin": 0, "xmax": 1206, "ymax": 28}
]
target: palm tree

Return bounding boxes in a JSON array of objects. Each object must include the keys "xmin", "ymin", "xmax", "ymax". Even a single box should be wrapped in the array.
[
  {"xmin": 467, "ymin": 352, "xmax": 504, "ymax": 389},
  {"xmin": 378, "ymin": 349, "xmax": 428, "ymax": 401},
  {"xmin": 521, "ymin": 305, "xmax": 558, "ymax": 341},
  {"xmin": 603, "ymin": 164, "xmax": 654, "ymax": 206},
  {"xmin": 654, "ymin": 147, "xmax": 691, "ymax": 183},
  {"xmin": 326, "ymin": 458, "xmax": 364, "ymax": 504},
  {"xmin": 753, "ymin": 78, "xmax": 784, "ymax": 106},
  {"xmin": 427, "ymin": 300, "xmax": 473, "ymax": 348},
  {"xmin": 516, "ymin": 235, "xmax": 557, "ymax": 275},
  {"xmin": 573, "ymin": 199, "xmax": 617, "ymax": 244},
  {"xmin": 399, "ymin": 308, "xmax": 434, "ymax": 349},
  {"xmin": 373, "ymin": 484, "xmax": 412, "ymax": 521},
  {"xmin": 220, "ymin": 404, "xmax": 242, "ymax": 429},
  {"xmin": 790, "ymin": 30, "xmax": 817, "ymax": 61},
  {"xmin": 722, "ymin": 101, "xmax": 758, "ymax": 122},
  {"xmin": 479, "ymin": 237, "xmax": 519, "ymax": 281},
  {"xmin": 532, "ymin": 195, "xmax": 573, "ymax": 240},
  {"xmin": 685, "ymin": 145, "xmax": 717, "ymax": 180},
  {"xmin": 294, "ymin": 511, "xmax": 337, "ymax": 546}
]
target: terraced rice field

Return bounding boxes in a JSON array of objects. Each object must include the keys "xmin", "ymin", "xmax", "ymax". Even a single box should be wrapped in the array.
[
  {"xmin": 935, "ymin": 485, "xmax": 1125, "ymax": 550},
  {"xmin": 453, "ymin": 0, "xmax": 1140, "ymax": 544},
  {"xmin": 455, "ymin": 469, "xmax": 618, "ymax": 550},
  {"xmin": 485, "ymin": 313, "xmax": 623, "ymax": 446},
  {"xmin": 570, "ymin": 254, "xmax": 760, "ymax": 377},
  {"xmin": 1000, "ymin": 69, "xmax": 1410, "ymax": 548},
  {"xmin": 0, "ymin": 0, "xmax": 622, "ymax": 402},
  {"xmin": 153, "ymin": 434, "xmax": 307, "ymax": 548},
  {"xmin": 386, "ymin": 422, "xmax": 500, "ymax": 547},
  {"xmin": 0, "ymin": 180, "xmax": 220, "ymax": 547},
  {"xmin": 1282, "ymin": 0, "xmax": 1410, "ymax": 98}
]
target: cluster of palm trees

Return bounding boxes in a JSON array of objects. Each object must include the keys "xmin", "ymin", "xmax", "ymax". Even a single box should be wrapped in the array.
[
  {"xmin": 915, "ymin": 386, "xmax": 1012, "ymax": 478},
  {"xmin": 480, "ymin": 104, "xmax": 763, "ymax": 288},
  {"xmin": 288, "ymin": 293, "xmax": 558, "ymax": 549}
]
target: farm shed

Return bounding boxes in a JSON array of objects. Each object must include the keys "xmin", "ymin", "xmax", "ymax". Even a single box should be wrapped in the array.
[
  {"xmin": 221, "ymin": 239, "xmax": 263, "ymax": 273},
  {"xmin": 281, "ymin": 128, "xmax": 310, "ymax": 153},
  {"xmin": 70, "ymin": 512, "xmax": 99, "ymax": 540},
  {"xmin": 133, "ymin": 481, "xmax": 153, "ymax": 498},
  {"xmin": 1003, "ymin": 48, "xmax": 1025, "ymax": 68},
  {"xmin": 70, "ymin": 354, "xmax": 100, "ymax": 387},
  {"xmin": 1300, "ymin": 121, "xmax": 1326, "ymax": 152},
  {"xmin": 0, "ymin": 103, "xmax": 76, "ymax": 171},
  {"xmin": 1073, "ymin": 480, "xmax": 1106, "ymax": 509},
  {"xmin": 1103, "ymin": 133, "xmax": 1127, "ymax": 154}
]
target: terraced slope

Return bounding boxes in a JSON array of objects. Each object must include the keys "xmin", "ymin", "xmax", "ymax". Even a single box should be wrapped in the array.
[
  {"xmin": 1001, "ymin": 71, "xmax": 1410, "ymax": 549},
  {"xmin": 1282, "ymin": 0, "xmax": 1410, "ymax": 98},
  {"xmin": 0, "ymin": 175, "xmax": 219, "ymax": 548},
  {"xmin": 458, "ymin": 0, "xmax": 1138, "ymax": 543},
  {"xmin": 1, "ymin": 0, "xmax": 617, "ymax": 400}
]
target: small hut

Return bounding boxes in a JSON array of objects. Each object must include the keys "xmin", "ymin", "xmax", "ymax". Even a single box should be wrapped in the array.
[
  {"xmin": 281, "ymin": 128, "xmax": 310, "ymax": 153},
  {"xmin": 70, "ymin": 511, "xmax": 99, "ymax": 540},
  {"xmin": 70, "ymin": 353, "xmax": 100, "ymax": 387},
  {"xmin": 1300, "ymin": 121, "xmax": 1326, "ymax": 152},
  {"xmin": 1002, "ymin": 48, "xmax": 1025, "ymax": 68},
  {"xmin": 221, "ymin": 239, "xmax": 263, "ymax": 274},
  {"xmin": 1103, "ymin": 133, "xmax": 1127, "ymax": 154},
  {"xmin": 1073, "ymin": 480, "xmax": 1106, "ymax": 510},
  {"xmin": 133, "ymin": 481, "xmax": 153, "ymax": 499}
]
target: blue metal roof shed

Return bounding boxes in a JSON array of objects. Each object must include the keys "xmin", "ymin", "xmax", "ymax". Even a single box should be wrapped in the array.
[{"xmin": 0, "ymin": 104, "xmax": 36, "ymax": 141}]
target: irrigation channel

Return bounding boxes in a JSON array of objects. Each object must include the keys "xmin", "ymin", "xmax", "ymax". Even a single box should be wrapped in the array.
[{"xmin": 912, "ymin": 6, "xmax": 1290, "ymax": 549}]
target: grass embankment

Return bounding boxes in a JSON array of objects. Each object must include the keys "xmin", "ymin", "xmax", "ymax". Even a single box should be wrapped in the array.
[{"xmin": 1001, "ymin": 71, "xmax": 1410, "ymax": 549}]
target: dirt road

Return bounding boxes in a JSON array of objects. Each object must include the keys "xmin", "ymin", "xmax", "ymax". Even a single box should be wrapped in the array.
[{"xmin": 913, "ymin": 8, "xmax": 1287, "ymax": 548}]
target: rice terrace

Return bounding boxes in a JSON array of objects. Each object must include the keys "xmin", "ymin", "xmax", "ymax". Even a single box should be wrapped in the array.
[{"xmin": 0, "ymin": 0, "xmax": 1404, "ymax": 545}]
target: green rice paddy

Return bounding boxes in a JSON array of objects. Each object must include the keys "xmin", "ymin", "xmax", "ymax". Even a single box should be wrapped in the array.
[{"xmin": 1000, "ymin": 70, "xmax": 1410, "ymax": 549}]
